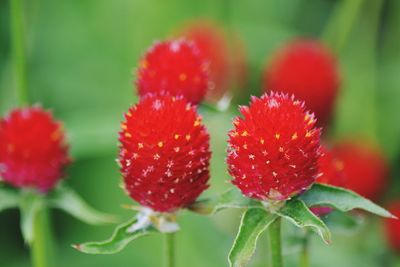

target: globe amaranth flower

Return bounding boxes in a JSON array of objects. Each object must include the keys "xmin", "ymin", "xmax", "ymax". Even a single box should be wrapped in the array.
[
  {"xmin": 0, "ymin": 106, "xmax": 70, "ymax": 192},
  {"xmin": 332, "ymin": 140, "xmax": 388, "ymax": 201},
  {"xmin": 311, "ymin": 145, "xmax": 346, "ymax": 215},
  {"xmin": 263, "ymin": 39, "xmax": 340, "ymax": 125},
  {"xmin": 119, "ymin": 94, "xmax": 211, "ymax": 212},
  {"xmin": 384, "ymin": 201, "xmax": 400, "ymax": 253},
  {"xmin": 180, "ymin": 20, "xmax": 247, "ymax": 102},
  {"xmin": 227, "ymin": 92, "xmax": 321, "ymax": 202},
  {"xmin": 136, "ymin": 39, "xmax": 210, "ymax": 105}
]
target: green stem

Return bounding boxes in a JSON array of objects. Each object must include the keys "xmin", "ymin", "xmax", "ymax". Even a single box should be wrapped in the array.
[
  {"xmin": 10, "ymin": 0, "xmax": 29, "ymax": 105},
  {"xmin": 299, "ymin": 233, "xmax": 309, "ymax": 267},
  {"xmin": 164, "ymin": 233, "xmax": 175, "ymax": 267},
  {"xmin": 32, "ymin": 205, "xmax": 54, "ymax": 267},
  {"xmin": 268, "ymin": 217, "xmax": 283, "ymax": 267}
]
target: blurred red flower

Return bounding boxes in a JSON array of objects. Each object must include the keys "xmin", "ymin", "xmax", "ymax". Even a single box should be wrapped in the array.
[
  {"xmin": 312, "ymin": 145, "xmax": 346, "ymax": 215},
  {"xmin": 119, "ymin": 94, "xmax": 211, "ymax": 212},
  {"xmin": 0, "ymin": 106, "xmax": 70, "ymax": 192},
  {"xmin": 136, "ymin": 39, "xmax": 209, "ymax": 105},
  {"xmin": 180, "ymin": 20, "xmax": 248, "ymax": 102},
  {"xmin": 263, "ymin": 39, "xmax": 340, "ymax": 125},
  {"xmin": 333, "ymin": 141, "xmax": 388, "ymax": 201},
  {"xmin": 384, "ymin": 201, "xmax": 400, "ymax": 253},
  {"xmin": 227, "ymin": 92, "xmax": 321, "ymax": 201}
]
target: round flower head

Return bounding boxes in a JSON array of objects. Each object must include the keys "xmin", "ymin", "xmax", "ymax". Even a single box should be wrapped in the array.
[
  {"xmin": 263, "ymin": 39, "xmax": 340, "ymax": 125},
  {"xmin": 180, "ymin": 20, "xmax": 231, "ymax": 101},
  {"xmin": 312, "ymin": 145, "xmax": 346, "ymax": 215},
  {"xmin": 136, "ymin": 39, "xmax": 209, "ymax": 104},
  {"xmin": 384, "ymin": 201, "xmax": 400, "ymax": 253},
  {"xmin": 227, "ymin": 92, "xmax": 321, "ymax": 201},
  {"xmin": 119, "ymin": 94, "xmax": 211, "ymax": 212},
  {"xmin": 333, "ymin": 140, "xmax": 388, "ymax": 201},
  {"xmin": 0, "ymin": 106, "xmax": 70, "ymax": 192}
]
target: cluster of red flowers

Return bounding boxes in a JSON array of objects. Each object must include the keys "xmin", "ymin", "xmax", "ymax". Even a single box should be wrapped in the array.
[{"xmin": 1, "ymin": 20, "xmax": 397, "ymax": 253}]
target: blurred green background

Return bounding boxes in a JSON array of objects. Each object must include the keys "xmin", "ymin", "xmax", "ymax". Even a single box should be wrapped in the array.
[{"xmin": 1, "ymin": 0, "xmax": 400, "ymax": 266}]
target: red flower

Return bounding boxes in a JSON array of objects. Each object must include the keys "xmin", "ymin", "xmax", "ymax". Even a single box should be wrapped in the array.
[
  {"xmin": 0, "ymin": 106, "xmax": 70, "ymax": 192},
  {"xmin": 312, "ymin": 145, "xmax": 346, "ymax": 215},
  {"xmin": 227, "ymin": 92, "xmax": 321, "ymax": 201},
  {"xmin": 262, "ymin": 39, "xmax": 340, "ymax": 125},
  {"xmin": 317, "ymin": 146, "xmax": 345, "ymax": 187},
  {"xmin": 332, "ymin": 141, "xmax": 388, "ymax": 201},
  {"xmin": 180, "ymin": 20, "xmax": 233, "ymax": 101},
  {"xmin": 384, "ymin": 201, "xmax": 400, "ymax": 253},
  {"xmin": 119, "ymin": 94, "xmax": 211, "ymax": 212},
  {"xmin": 136, "ymin": 39, "xmax": 209, "ymax": 105}
]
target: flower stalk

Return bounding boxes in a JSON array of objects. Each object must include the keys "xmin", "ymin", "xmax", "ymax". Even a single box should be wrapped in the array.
[
  {"xmin": 164, "ymin": 233, "xmax": 175, "ymax": 267},
  {"xmin": 299, "ymin": 232, "xmax": 310, "ymax": 267},
  {"xmin": 268, "ymin": 217, "xmax": 283, "ymax": 267},
  {"xmin": 32, "ymin": 204, "xmax": 54, "ymax": 267},
  {"xmin": 10, "ymin": 0, "xmax": 29, "ymax": 105}
]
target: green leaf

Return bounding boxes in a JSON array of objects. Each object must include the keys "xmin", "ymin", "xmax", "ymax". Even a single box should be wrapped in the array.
[
  {"xmin": 73, "ymin": 217, "xmax": 156, "ymax": 254},
  {"xmin": 299, "ymin": 183, "xmax": 395, "ymax": 218},
  {"xmin": 48, "ymin": 185, "xmax": 115, "ymax": 225},
  {"xmin": 188, "ymin": 188, "xmax": 261, "ymax": 215},
  {"xmin": 322, "ymin": 210, "xmax": 363, "ymax": 234},
  {"xmin": 19, "ymin": 190, "xmax": 43, "ymax": 244},
  {"xmin": 228, "ymin": 208, "xmax": 277, "ymax": 267},
  {"xmin": 0, "ymin": 186, "xmax": 19, "ymax": 212},
  {"xmin": 278, "ymin": 199, "xmax": 331, "ymax": 244}
]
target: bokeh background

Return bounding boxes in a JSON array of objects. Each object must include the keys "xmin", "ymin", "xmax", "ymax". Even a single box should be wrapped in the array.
[{"xmin": 1, "ymin": 0, "xmax": 400, "ymax": 266}]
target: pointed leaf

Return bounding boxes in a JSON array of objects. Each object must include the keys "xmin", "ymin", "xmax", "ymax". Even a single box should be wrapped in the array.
[
  {"xmin": 278, "ymin": 199, "xmax": 331, "ymax": 244},
  {"xmin": 48, "ymin": 186, "xmax": 115, "ymax": 225},
  {"xmin": 0, "ymin": 186, "xmax": 19, "ymax": 212},
  {"xmin": 322, "ymin": 210, "xmax": 363, "ymax": 234},
  {"xmin": 73, "ymin": 217, "xmax": 156, "ymax": 254},
  {"xmin": 189, "ymin": 188, "xmax": 261, "ymax": 215},
  {"xmin": 229, "ymin": 208, "xmax": 277, "ymax": 267},
  {"xmin": 299, "ymin": 183, "xmax": 395, "ymax": 218},
  {"xmin": 19, "ymin": 191, "xmax": 43, "ymax": 244}
]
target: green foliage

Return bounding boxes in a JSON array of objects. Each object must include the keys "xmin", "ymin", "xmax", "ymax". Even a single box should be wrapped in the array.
[
  {"xmin": 73, "ymin": 217, "xmax": 156, "ymax": 254},
  {"xmin": 47, "ymin": 185, "xmax": 115, "ymax": 225},
  {"xmin": 0, "ymin": 186, "xmax": 19, "ymax": 212},
  {"xmin": 189, "ymin": 188, "xmax": 260, "ymax": 215},
  {"xmin": 299, "ymin": 183, "xmax": 395, "ymax": 218},
  {"xmin": 229, "ymin": 208, "xmax": 277, "ymax": 267}
]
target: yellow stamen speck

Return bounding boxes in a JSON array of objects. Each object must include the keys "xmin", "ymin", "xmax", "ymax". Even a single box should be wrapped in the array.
[{"xmin": 179, "ymin": 73, "xmax": 187, "ymax": 81}]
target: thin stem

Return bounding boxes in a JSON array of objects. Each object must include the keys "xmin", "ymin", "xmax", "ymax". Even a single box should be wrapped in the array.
[
  {"xmin": 32, "ymin": 205, "xmax": 54, "ymax": 267},
  {"xmin": 164, "ymin": 233, "xmax": 175, "ymax": 267},
  {"xmin": 299, "ymin": 233, "xmax": 310, "ymax": 267},
  {"xmin": 268, "ymin": 217, "xmax": 283, "ymax": 267},
  {"xmin": 10, "ymin": 0, "xmax": 29, "ymax": 105}
]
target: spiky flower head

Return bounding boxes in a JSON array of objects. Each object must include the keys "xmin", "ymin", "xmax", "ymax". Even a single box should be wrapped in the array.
[
  {"xmin": 119, "ymin": 94, "xmax": 211, "ymax": 212},
  {"xmin": 227, "ymin": 92, "xmax": 321, "ymax": 202},
  {"xmin": 0, "ymin": 106, "xmax": 70, "ymax": 192},
  {"xmin": 263, "ymin": 39, "xmax": 340, "ymax": 125},
  {"xmin": 333, "ymin": 140, "xmax": 388, "ymax": 201},
  {"xmin": 136, "ymin": 39, "xmax": 209, "ymax": 104}
]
